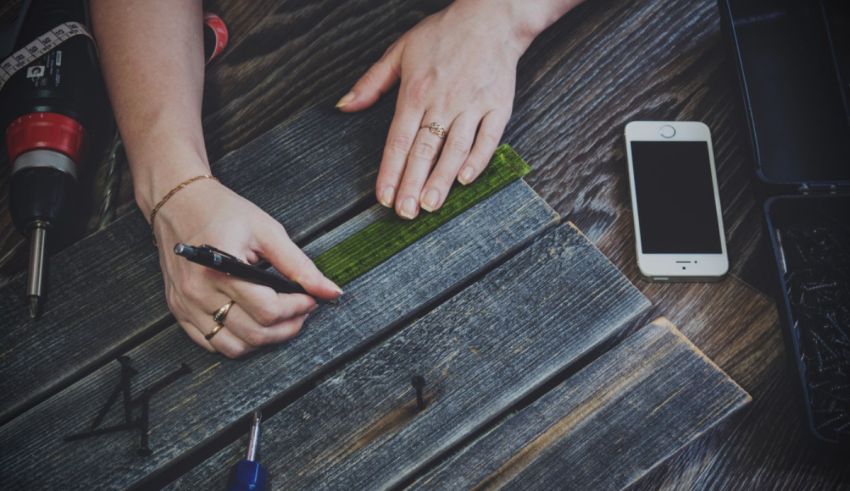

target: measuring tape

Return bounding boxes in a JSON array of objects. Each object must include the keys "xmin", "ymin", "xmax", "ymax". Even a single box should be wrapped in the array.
[{"xmin": 0, "ymin": 21, "xmax": 93, "ymax": 92}]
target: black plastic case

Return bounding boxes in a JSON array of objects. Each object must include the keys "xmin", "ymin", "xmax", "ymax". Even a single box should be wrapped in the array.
[{"xmin": 720, "ymin": 0, "xmax": 850, "ymax": 445}]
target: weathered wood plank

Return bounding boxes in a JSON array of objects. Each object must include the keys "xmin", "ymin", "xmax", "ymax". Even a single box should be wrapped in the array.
[
  {"xmin": 625, "ymin": 277, "xmax": 850, "ymax": 490},
  {"xmin": 411, "ymin": 318, "xmax": 750, "ymax": 490},
  {"xmin": 0, "ymin": 95, "xmax": 397, "ymax": 424},
  {"xmin": 0, "ymin": 180, "xmax": 558, "ymax": 489},
  {"xmin": 168, "ymin": 223, "xmax": 652, "ymax": 490}
]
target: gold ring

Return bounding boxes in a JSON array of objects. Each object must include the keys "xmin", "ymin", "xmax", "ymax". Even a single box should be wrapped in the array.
[
  {"xmin": 212, "ymin": 299, "xmax": 235, "ymax": 324},
  {"xmin": 205, "ymin": 322, "xmax": 225, "ymax": 341},
  {"xmin": 422, "ymin": 122, "xmax": 447, "ymax": 138}
]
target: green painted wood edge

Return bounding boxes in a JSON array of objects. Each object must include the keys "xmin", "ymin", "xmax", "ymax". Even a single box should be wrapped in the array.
[{"xmin": 314, "ymin": 144, "xmax": 531, "ymax": 286}]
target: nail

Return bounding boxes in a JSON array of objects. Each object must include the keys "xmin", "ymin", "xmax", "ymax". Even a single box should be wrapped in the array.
[
  {"xmin": 380, "ymin": 186, "xmax": 395, "ymax": 207},
  {"xmin": 458, "ymin": 166, "xmax": 475, "ymax": 185},
  {"xmin": 399, "ymin": 197, "xmax": 418, "ymax": 219},
  {"xmin": 335, "ymin": 91, "xmax": 355, "ymax": 108},
  {"xmin": 420, "ymin": 189, "xmax": 440, "ymax": 212}
]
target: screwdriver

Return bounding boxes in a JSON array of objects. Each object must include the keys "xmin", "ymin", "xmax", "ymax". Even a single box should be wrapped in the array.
[{"xmin": 228, "ymin": 411, "xmax": 268, "ymax": 491}]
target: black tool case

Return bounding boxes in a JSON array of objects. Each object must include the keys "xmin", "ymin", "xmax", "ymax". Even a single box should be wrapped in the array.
[{"xmin": 720, "ymin": 0, "xmax": 850, "ymax": 446}]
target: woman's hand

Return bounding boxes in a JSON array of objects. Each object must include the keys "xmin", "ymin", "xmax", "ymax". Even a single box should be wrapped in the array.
[
  {"xmin": 335, "ymin": 0, "xmax": 545, "ymax": 219},
  {"xmin": 150, "ymin": 177, "xmax": 342, "ymax": 358}
]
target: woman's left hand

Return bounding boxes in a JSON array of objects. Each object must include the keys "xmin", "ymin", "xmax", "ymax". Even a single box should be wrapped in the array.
[{"xmin": 335, "ymin": 0, "xmax": 541, "ymax": 219}]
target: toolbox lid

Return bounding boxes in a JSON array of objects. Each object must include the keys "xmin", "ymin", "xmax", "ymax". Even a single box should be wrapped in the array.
[{"xmin": 722, "ymin": 0, "xmax": 850, "ymax": 190}]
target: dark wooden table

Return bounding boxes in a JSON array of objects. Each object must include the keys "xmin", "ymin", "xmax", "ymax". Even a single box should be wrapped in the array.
[{"xmin": 1, "ymin": 0, "xmax": 848, "ymax": 488}]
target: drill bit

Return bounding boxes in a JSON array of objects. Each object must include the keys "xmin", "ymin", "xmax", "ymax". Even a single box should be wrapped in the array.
[{"xmin": 27, "ymin": 220, "xmax": 47, "ymax": 319}]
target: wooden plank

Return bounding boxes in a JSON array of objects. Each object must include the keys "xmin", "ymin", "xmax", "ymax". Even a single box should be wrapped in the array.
[
  {"xmin": 622, "ymin": 278, "xmax": 850, "ymax": 490},
  {"xmin": 0, "ymin": 180, "xmax": 559, "ymax": 489},
  {"xmin": 411, "ymin": 318, "xmax": 750, "ymax": 490},
  {"xmin": 168, "ymin": 222, "xmax": 652, "ymax": 490},
  {"xmin": 0, "ymin": 95, "xmax": 397, "ymax": 424}
]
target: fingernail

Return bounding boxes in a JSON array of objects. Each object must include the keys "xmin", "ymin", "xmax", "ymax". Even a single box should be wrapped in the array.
[
  {"xmin": 458, "ymin": 166, "xmax": 475, "ymax": 185},
  {"xmin": 309, "ymin": 303, "xmax": 319, "ymax": 312},
  {"xmin": 335, "ymin": 91, "xmax": 355, "ymax": 108},
  {"xmin": 380, "ymin": 186, "xmax": 395, "ymax": 207},
  {"xmin": 399, "ymin": 197, "xmax": 418, "ymax": 219},
  {"xmin": 420, "ymin": 189, "xmax": 440, "ymax": 212}
]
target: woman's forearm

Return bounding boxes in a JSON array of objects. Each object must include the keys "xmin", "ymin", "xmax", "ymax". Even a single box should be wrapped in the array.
[
  {"xmin": 90, "ymin": 0, "xmax": 209, "ymax": 218},
  {"xmin": 454, "ymin": 0, "xmax": 585, "ymax": 52}
]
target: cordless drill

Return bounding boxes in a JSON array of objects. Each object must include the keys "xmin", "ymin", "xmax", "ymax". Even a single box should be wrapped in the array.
[
  {"xmin": 2, "ymin": 2, "xmax": 228, "ymax": 319},
  {"xmin": 1, "ymin": 0, "xmax": 108, "ymax": 319}
]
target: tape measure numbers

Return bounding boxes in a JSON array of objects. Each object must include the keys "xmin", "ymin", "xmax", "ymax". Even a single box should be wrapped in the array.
[{"xmin": 0, "ymin": 21, "xmax": 93, "ymax": 92}]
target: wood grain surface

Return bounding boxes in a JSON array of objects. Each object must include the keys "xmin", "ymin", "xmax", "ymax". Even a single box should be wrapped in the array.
[
  {"xmin": 412, "ymin": 318, "xmax": 749, "ymax": 490},
  {"xmin": 2, "ymin": 0, "xmax": 847, "ymax": 487},
  {"xmin": 0, "ymin": 180, "xmax": 558, "ymax": 489},
  {"xmin": 168, "ymin": 223, "xmax": 653, "ymax": 490}
]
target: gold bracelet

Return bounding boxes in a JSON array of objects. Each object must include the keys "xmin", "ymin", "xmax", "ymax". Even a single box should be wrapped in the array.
[{"xmin": 149, "ymin": 174, "xmax": 218, "ymax": 245}]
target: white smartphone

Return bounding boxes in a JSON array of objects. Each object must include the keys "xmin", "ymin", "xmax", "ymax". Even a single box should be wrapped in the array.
[{"xmin": 624, "ymin": 121, "xmax": 729, "ymax": 281}]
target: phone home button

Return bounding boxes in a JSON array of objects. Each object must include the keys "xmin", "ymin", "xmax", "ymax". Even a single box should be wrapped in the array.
[{"xmin": 659, "ymin": 125, "xmax": 676, "ymax": 138}]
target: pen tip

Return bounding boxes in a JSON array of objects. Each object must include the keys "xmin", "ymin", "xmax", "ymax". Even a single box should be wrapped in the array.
[{"xmin": 29, "ymin": 296, "xmax": 40, "ymax": 319}]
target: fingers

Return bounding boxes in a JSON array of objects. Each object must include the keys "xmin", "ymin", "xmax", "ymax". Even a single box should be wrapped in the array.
[
  {"xmin": 218, "ymin": 277, "xmax": 317, "ymax": 326},
  {"xmin": 177, "ymin": 291, "xmax": 313, "ymax": 359},
  {"xmin": 177, "ymin": 320, "xmax": 216, "ymax": 353},
  {"xmin": 221, "ymin": 304, "xmax": 309, "ymax": 348},
  {"xmin": 375, "ymin": 101, "xmax": 423, "ymax": 209},
  {"xmin": 378, "ymin": 107, "xmax": 508, "ymax": 218},
  {"xmin": 336, "ymin": 42, "xmax": 402, "ymax": 112},
  {"xmin": 256, "ymin": 224, "xmax": 343, "ymax": 300},
  {"xmin": 175, "ymin": 311, "xmax": 258, "ymax": 359},
  {"xmin": 419, "ymin": 112, "xmax": 477, "ymax": 212},
  {"xmin": 458, "ymin": 109, "xmax": 509, "ymax": 185},
  {"xmin": 394, "ymin": 111, "xmax": 448, "ymax": 219}
]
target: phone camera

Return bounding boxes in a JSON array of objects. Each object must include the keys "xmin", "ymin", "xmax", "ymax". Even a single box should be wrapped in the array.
[{"xmin": 682, "ymin": 266, "xmax": 687, "ymax": 270}]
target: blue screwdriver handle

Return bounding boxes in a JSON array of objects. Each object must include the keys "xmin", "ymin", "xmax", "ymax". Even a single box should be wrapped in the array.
[
  {"xmin": 228, "ymin": 411, "xmax": 267, "ymax": 491},
  {"xmin": 228, "ymin": 460, "xmax": 267, "ymax": 491}
]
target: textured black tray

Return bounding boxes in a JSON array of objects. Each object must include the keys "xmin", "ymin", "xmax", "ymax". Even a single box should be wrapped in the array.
[{"xmin": 765, "ymin": 195, "xmax": 850, "ymax": 445}]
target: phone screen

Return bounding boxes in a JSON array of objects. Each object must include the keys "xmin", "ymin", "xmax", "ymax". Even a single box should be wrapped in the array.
[{"xmin": 630, "ymin": 141, "xmax": 722, "ymax": 254}]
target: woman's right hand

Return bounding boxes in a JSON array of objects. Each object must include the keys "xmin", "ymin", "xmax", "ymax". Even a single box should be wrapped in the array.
[{"xmin": 148, "ymin": 177, "xmax": 342, "ymax": 358}]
